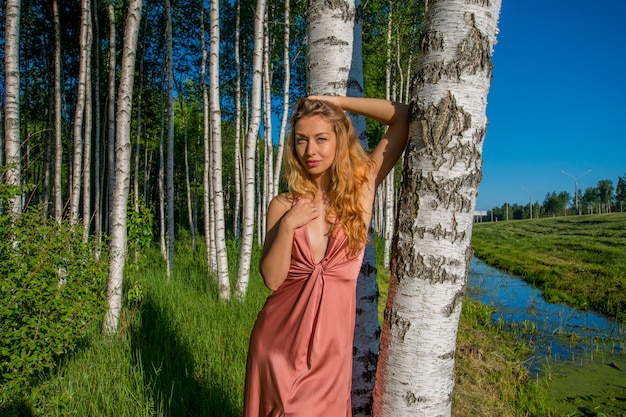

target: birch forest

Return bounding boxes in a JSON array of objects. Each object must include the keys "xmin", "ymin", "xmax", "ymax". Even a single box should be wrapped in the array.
[
  {"xmin": 1, "ymin": 0, "xmax": 508, "ymax": 414},
  {"xmin": 0, "ymin": 0, "xmax": 421, "ymax": 309}
]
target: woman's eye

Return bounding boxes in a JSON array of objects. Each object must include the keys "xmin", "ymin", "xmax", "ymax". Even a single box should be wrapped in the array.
[{"xmin": 296, "ymin": 137, "xmax": 307, "ymax": 144}]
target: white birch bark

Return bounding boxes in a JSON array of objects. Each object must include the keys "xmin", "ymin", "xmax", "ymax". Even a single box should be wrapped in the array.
[
  {"xmin": 106, "ymin": 0, "xmax": 117, "ymax": 234},
  {"xmin": 103, "ymin": 0, "xmax": 142, "ymax": 335},
  {"xmin": 261, "ymin": 12, "xmax": 273, "ymax": 244},
  {"xmin": 4, "ymin": 0, "xmax": 22, "ymax": 217},
  {"xmin": 235, "ymin": 0, "xmax": 265, "ymax": 298},
  {"xmin": 52, "ymin": 0, "xmax": 64, "ymax": 223},
  {"xmin": 273, "ymin": 0, "xmax": 290, "ymax": 197},
  {"xmin": 70, "ymin": 0, "xmax": 91, "ymax": 224},
  {"xmin": 201, "ymin": 4, "xmax": 214, "ymax": 274},
  {"xmin": 210, "ymin": 0, "xmax": 231, "ymax": 300},
  {"xmin": 233, "ymin": 0, "xmax": 242, "ymax": 241},
  {"xmin": 158, "ymin": 66, "xmax": 168, "ymax": 267},
  {"xmin": 373, "ymin": 1, "xmax": 502, "ymax": 415},
  {"xmin": 165, "ymin": 0, "xmax": 175, "ymax": 277},
  {"xmin": 382, "ymin": 3, "xmax": 394, "ymax": 269},
  {"xmin": 177, "ymin": 85, "xmax": 196, "ymax": 252},
  {"xmin": 306, "ymin": 1, "xmax": 378, "ymax": 414},
  {"xmin": 82, "ymin": 4, "xmax": 93, "ymax": 241}
]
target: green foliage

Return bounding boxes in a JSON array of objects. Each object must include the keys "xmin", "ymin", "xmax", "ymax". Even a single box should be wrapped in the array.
[
  {"xmin": 0, "ymin": 207, "xmax": 108, "ymax": 410},
  {"xmin": 127, "ymin": 195, "xmax": 155, "ymax": 258}
]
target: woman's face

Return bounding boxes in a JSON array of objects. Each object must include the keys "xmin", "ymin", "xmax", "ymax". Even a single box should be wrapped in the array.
[{"xmin": 294, "ymin": 115, "xmax": 337, "ymax": 181}]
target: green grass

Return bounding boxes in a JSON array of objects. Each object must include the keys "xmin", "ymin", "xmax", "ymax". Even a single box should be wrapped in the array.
[
  {"xmin": 471, "ymin": 212, "xmax": 626, "ymax": 323},
  {"xmin": 5, "ymin": 235, "xmax": 558, "ymax": 416}
]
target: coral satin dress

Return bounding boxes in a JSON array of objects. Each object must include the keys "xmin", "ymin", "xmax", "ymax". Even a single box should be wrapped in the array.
[{"xmin": 243, "ymin": 223, "xmax": 365, "ymax": 417}]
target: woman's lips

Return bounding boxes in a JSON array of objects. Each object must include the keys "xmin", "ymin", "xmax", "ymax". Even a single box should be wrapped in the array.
[{"xmin": 306, "ymin": 160, "xmax": 320, "ymax": 167}]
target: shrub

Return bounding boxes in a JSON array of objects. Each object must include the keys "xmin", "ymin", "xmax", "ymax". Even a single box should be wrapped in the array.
[{"xmin": 0, "ymin": 206, "xmax": 108, "ymax": 408}]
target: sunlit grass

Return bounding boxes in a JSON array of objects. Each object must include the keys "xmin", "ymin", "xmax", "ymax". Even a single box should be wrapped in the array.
[
  {"xmin": 8, "ymin": 233, "xmax": 561, "ymax": 416},
  {"xmin": 472, "ymin": 212, "xmax": 626, "ymax": 323}
]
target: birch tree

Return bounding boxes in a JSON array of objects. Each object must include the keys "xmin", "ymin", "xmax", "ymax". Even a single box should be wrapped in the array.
[
  {"xmin": 165, "ymin": 0, "xmax": 175, "ymax": 277},
  {"xmin": 70, "ymin": 0, "xmax": 92, "ymax": 224},
  {"xmin": 52, "ymin": 0, "xmax": 63, "ymax": 223},
  {"xmin": 82, "ymin": 4, "xmax": 94, "ymax": 241},
  {"xmin": 103, "ymin": 0, "xmax": 143, "ymax": 335},
  {"xmin": 273, "ymin": 0, "xmax": 290, "ymax": 197},
  {"xmin": 106, "ymin": 0, "xmax": 117, "ymax": 233},
  {"xmin": 305, "ymin": 0, "xmax": 379, "ymax": 414},
  {"xmin": 209, "ymin": 0, "xmax": 231, "ymax": 299},
  {"xmin": 235, "ymin": 0, "xmax": 265, "ymax": 298},
  {"xmin": 200, "ymin": 3, "xmax": 215, "ymax": 275},
  {"xmin": 373, "ymin": 1, "xmax": 502, "ymax": 415},
  {"xmin": 4, "ymin": 0, "xmax": 22, "ymax": 217}
]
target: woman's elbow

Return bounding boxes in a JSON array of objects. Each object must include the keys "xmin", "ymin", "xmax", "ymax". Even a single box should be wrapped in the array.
[{"xmin": 260, "ymin": 264, "xmax": 286, "ymax": 292}]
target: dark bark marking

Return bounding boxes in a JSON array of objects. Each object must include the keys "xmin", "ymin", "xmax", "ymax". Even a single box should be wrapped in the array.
[
  {"xmin": 441, "ymin": 287, "xmax": 466, "ymax": 316},
  {"xmin": 384, "ymin": 307, "xmax": 411, "ymax": 343},
  {"xmin": 405, "ymin": 391, "xmax": 427, "ymax": 405}
]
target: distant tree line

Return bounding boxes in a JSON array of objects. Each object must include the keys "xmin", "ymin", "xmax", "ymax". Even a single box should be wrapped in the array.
[{"xmin": 480, "ymin": 173, "xmax": 626, "ymax": 221}]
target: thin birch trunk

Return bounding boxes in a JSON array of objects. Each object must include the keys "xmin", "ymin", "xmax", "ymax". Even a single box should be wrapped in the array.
[
  {"xmin": 235, "ymin": 0, "xmax": 266, "ymax": 298},
  {"xmin": 165, "ymin": 0, "xmax": 175, "ymax": 277},
  {"xmin": 200, "ymin": 5, "xmax": 216, "ymax": 274},
  {"xmin": 4, "ymin": 0, "xmax": 22, "ymax": 218},
  {"xmin": 106, "ymin": 0, "xmax": 117, "ymax": 234},
  {"xmin": 70, "ymin": 0, "xmax": 91, "ymax": 224},
  {"xmin": 82, "ymin": 3, "xmax": 93, "ymax": 241},
  {"xmin": 273, "ymin": 0, "xmax": 290, "ymax": 198},
  {"xmin": 233, "ymin": 0, "xmax": 242, "ymax": 241},
  {"xmin": 373, "ymin": 1, "xmax": 502, "ymax": 415},
  {"xmin": 104, "ymin": 0, "xmax": 143, "ymax": 335},
  {"xmin": 261, "ymin": 11, "xmax": 273, "ymax": 244},
  {"xmin": 52, "ymin": 0, "xmax": 63, "ymax": 223},
  {"xmin": 210, "ymin": 0, "xmax": 231, "ymax": 299},
  {"xmin": 177, "ymin": 83, "xmax": 197, "ymax": 252},
  {"xmin": 158, "ymin": 59, "xmax": 168, "ymax": 265}
]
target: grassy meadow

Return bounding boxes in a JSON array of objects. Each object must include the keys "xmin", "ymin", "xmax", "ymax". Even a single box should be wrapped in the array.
[
  {"xmin": 3, "ymin": 233, "xmax": 558, "ymax": 416},
  {"xmin": 471, "ymin": 212, "xmax": 626, "ymax": 324}
]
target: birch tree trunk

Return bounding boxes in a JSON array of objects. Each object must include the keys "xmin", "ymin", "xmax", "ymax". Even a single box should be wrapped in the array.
[
  {"xmin": 177, "ymin": 84, "xmax": 196, "ymax": 252},
  {"xmin": 373, "ymin": 1, "xmax": 501, "ymax": 415},
  {"xmin": 52, "ymin": 0, "xmax": 63, "ymax": 223},
  {"xmin": 209, "ymin": 0, "xmax": 231, "ymax": 299},
  {"xmin": 382, "ymin": 2, "xmax": 394, "ymax": 269},
  {"xmin": 4, "ymin": 0, "xmax": 22, "ymax": 217},
  {"xmin": 165, "ymin": 0, "xmax": 175, "ymax": 278},
  {"xmin": 235, "ymin": 0, "xmax": 265, "ymax": 298},
  {"xmin": 200, "ymin": 5, "xmax": 215, "ymax": 275},
  {"xmin": 103, "ymin": 0, "xmax": 143, "ymax": 335},
  {"xmin": 106, "ymin": 0, "xmax": 117, "ymax": 234},
  {"xmin": 273, "ymin": 0, "xmax": 290, "ymax": 197},
  {"xmin": 82, "ymin": 4, "xmax": 93, "ymax": 241},
  {"xmin": 233, "ymin": 0, "xmax": 242, "ymax": 241},
  {"xmin": 70, "ymin": 0, "xmax": 91, "ymax": 224},
  {"xmin": 261, "ymin": 11, "xmax": 273, "ymax": 244},
  {"xmin": 306, "ymin": 1, "xmax": 379, "ymax": 414}
]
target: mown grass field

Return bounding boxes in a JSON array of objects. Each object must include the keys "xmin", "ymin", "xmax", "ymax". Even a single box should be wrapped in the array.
[
  {"xmin": 471, "ymin": 212, "xmax": 626, "ymax": 324},
  {"xmin": 5, "ymin": 236, "xmax": 556, "ymax": 416}
]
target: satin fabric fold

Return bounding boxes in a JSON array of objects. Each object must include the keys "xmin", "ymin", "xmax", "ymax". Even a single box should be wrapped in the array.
[{"xmin": 244, "ymin": 225, "xmax": 365, "ymax": 417}]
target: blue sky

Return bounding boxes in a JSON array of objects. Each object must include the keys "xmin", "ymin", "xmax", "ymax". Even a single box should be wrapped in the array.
[{"xmin": 476, "ymin": 0, "xmax": 626, "ymax": 210}]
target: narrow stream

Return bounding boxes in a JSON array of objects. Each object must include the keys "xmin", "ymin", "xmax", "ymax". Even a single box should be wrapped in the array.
[{"xmin": 466, "ymin": 257, "xmax": 625, "ymax": 373}]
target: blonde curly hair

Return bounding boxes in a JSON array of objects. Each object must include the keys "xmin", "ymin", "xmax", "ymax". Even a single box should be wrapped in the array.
[{"xmin": 284, "ymin": 98, "xmax": 374, "ymax": 255}]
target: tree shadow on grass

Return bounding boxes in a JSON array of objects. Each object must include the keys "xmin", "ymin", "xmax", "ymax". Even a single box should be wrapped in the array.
[{"xmin": 131, "ymin": 295, "xmax": 241, "ymax": 417}]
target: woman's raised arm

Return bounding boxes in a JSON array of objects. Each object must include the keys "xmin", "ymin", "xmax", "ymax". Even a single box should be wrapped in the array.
[{"xmin": 308, "ymin": 95, "xmax": 410, "ymax": 187}]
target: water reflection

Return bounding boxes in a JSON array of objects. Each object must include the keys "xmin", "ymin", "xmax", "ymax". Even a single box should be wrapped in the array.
[{"xmin": 467, "ymin": 257, "xmax": 625, "ymax": 371}]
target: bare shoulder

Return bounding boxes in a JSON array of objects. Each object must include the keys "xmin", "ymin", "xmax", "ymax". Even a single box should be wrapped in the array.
[{"xmin": 268, "ymin": 193, "xmax": 293, "ymax": 215}]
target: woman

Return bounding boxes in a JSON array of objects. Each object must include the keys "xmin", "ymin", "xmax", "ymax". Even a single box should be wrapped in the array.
[{"xmin": 244, "ymin": 96, "xmax": 410, "ymax": 417}]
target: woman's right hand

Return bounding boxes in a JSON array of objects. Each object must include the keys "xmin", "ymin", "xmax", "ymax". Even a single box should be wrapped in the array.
[{"xmin": 281, "ymin": 196, "xmax": 320, "ymax": 231}]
